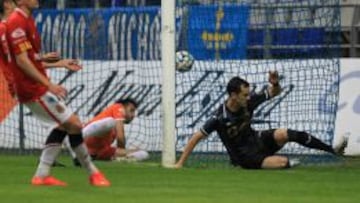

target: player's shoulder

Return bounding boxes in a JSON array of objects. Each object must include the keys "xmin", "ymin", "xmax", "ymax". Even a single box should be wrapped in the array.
[
  {"xmin": 7, "ymin": 9, "xmax": 27, "ymax": 26},
  {"xmin": 109, "ymin": 103, "xmax": 123, "ymax": 110},
  {"xmin": 205, "ymin": 104, "xmax": 223, "ymax": 121},
  {"xmin": 103, "ymin": 103, "xmax": 124, "ymax": 115}
]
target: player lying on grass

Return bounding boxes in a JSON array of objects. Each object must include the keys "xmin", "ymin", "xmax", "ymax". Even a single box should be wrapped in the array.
[
  {"xmin": 66, "ymin": 98, "xmax": 149, "ymax": 166},
  {"xmin": 175, "ymin": 71, "xmax": 347, "ymax": 169}
]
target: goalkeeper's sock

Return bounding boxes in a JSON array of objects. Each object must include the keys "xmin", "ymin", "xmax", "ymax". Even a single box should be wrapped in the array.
[
  {"xmin": 34, "ymin": 128, "xmax": 67, "ymax": 177},
  {"xmin": 69, "ymin": 134, "xmax": 98, "ymax": 174},
  {"xmin": 287, "ymin": 130, "xmax": 335, "ymax": 154}
]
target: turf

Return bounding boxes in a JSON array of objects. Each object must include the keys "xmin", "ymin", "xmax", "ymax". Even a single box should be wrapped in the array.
[{"xmin": 0, "ymin": 155, "xmax": 359, "ymax": 203}]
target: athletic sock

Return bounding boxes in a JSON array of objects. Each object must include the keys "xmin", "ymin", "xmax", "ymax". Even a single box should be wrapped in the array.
[
  {"xmin": 287, "ymin": 130, "xmax": 335, "ymax": 154},
  {"xmin": 35, "ymin": 144, "xmax": 62, "ymax": 177},
  {"xmin": 34, "ymin": 129, "xmax": 67, "ymax": 177},
  {"xmin": 69, "ymin": 134, "xmax": 98, "ymax": 174}
]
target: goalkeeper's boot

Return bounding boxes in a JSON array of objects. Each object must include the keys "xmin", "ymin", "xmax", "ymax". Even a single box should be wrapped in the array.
[
  {"xmin": 31, "ymin": 176, "xmax": 67, "ymax": 186},
  {"xmin": 89, "ymin": 171, "xmax": 111, "ymax": 187},
  {"xmin": 333, "ymin": 134, "xmax": 349, "ymax": 156}
]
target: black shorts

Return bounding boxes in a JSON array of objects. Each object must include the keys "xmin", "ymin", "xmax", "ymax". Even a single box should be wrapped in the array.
[{"xmin": 235, "ymin": 129, "xmax": 282, "ymax": 169}]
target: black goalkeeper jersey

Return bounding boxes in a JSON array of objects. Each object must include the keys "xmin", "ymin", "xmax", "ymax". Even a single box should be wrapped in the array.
[{"xmin": 200, "ymin": 90, "xmax": 270, "ymax": 165}]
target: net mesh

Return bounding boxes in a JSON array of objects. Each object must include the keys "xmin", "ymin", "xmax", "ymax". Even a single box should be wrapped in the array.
[
  {"xmin": 175, "ymin": 0, "xmax": 340, "ymax": 167},
  {"xmin": 0, "ymin": 0, "xmax": 340, "ymax": 167}
]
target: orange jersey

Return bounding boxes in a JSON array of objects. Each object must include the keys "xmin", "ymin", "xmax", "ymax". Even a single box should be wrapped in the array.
[
  {"xmin": 88, "ymin": 103, "xmax": 125, "ymax": 124},
  {"xmin": 85, "ymin": 103, "xmax": 125, "ymax": 156}
]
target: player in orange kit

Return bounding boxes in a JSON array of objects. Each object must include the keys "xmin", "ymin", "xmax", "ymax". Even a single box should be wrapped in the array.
[{"xmin": 68, "ymin": 98, "xmax": 149, "ymax": 166}]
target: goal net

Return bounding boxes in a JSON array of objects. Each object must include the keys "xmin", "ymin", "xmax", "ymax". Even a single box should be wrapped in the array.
[
  {"xmin": 0, "ymin": 0, "xmax": 340, "ymax": 167},
  {"xmin": 175, "ymin": 0, "xmax": 340, "ymax": 167}
]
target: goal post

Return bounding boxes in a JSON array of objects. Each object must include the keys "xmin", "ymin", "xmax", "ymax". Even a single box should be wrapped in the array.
[{"xmin": 161, "ymin": 0, "xmax": 176, "ymax": 167}]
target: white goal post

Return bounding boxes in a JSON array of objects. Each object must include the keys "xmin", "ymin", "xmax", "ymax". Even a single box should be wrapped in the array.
[{"xmin": 161, "ymin": 0, "xmax": 176, "ymax": 167}]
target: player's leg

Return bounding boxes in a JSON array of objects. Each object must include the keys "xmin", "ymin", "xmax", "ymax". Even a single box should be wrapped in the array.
[
  {"xmin": 275, "ymin": 128, "xmax": 337, "ymax": 154},
  {"xmin": 64, "ymin": 137, "xmax": 82, "ymax": 167},
  {"xmin": 126, "ymin": 150, "xmax": 150, "ymax": 161},
  {"xmin": 82, "ymin": 117, "xmax": 116, "ymax": 138},
  {"xmin": 114, "ymin": 148, "xmax": 150, "ymax": 162},
  {"xmin": 259, "ymin": 130, "xmax": 301, "ymax": 169},
  {"xmin": 28, "ymin": 92, "xmax": 109, "ymax": 186},
  {"xmin": 61, "ymin": 114, "xmax": 110, "ymax": 186},
  {"xmin": 32, "ymin": 127, "xmax": 68, "ymax": 186},
  {"xmin": 25, "ymin": 93, "xmax": 71, "ymax": 186},
  {"xmin": 261, "ymin": 155, "xmax": 300, "ymax": 169}
]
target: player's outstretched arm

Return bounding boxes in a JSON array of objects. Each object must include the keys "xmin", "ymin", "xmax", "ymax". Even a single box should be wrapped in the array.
[
  {"xmin": 267, "ymin": 70, "xmax": 282, "ymax": 98},
  {"xmin": 174, "ymin": 131, "xmax": 206, "ymax": 169},
  {"xmin": 41, "ymin": 52, "xmax": 61, "ymax": 62},
  {"xmin": 43, "ymin": 59, "xmax": 82, "ymax": 72}
]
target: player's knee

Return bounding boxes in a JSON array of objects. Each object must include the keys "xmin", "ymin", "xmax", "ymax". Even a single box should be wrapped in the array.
[
  {"xmin": 274, "ymin": 128, "xmax": 288, "ymax": 145},
  {"xmin": 62, "ymin": 115, "xmax": 83, "ymax": 134},
  {"xmin": 262, "ymin": 156, "xmax": 289, "ymax": 169},
  {"xmin": 278, "ymin": 157, "xmax": 289, "ymax": 168},
  {"xmin": 68, "ymin": 134, "xmax": 84, "ymax": 148}
]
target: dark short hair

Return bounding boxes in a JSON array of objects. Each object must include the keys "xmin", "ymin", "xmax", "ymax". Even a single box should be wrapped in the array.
[
  {"xmin": 115, "ymin": 98, "xmax": 138, "ymax": 108},
  {"xmin": 226, "ymin": 76, "xmax": 249, "ymax": 95}
]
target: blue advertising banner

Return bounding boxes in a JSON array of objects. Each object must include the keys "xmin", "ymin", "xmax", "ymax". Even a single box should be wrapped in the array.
[
  {"xmin": 34, "ymin": 7, "xmax": 161, "ymax": 60},
  {"xmin": 34, "ymin": 5, "xmax": 249, "ymax": 60},
  {"xmin": 187, "ymin": 5, "xmax": 249, "ymax": 60}
]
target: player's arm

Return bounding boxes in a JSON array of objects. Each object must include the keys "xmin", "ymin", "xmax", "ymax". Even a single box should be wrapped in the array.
[
  {"xmin": 115, "ymin": 119, "xmax": 126, "ymax": 149},
  {"xmin": 15, "ymin": 52, "xmax": 67, "ymax": 99},
  {"xmin": 42, "ymin": 59, "xmax": 82, "ymax": 72},
  {"xmin": 41, "ymin": 52, "xmax": 60, "ymax": 63},
  {"xmin": 267, "ymin": 70, "xmax": 282, "ymax": 98},
  {"xmin": 175, "ymin": 130, "xmax": 206, "ymax": 168}
]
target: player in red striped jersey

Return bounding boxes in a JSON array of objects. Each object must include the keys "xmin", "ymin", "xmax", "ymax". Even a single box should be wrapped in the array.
[{"xmin": 6, "ymin": 0, "xmax": 110, "ymax": 187}]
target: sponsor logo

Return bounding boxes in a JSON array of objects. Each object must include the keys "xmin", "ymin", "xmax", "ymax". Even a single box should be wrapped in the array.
[{"xmin": 11, "ymin": 28, "xmax": 26, "ymax": 39}]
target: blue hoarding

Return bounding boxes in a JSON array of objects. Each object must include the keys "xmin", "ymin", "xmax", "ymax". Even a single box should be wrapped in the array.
[{"xmin": 34, "ymin": 5, "xmax": 249, "ymax": 60}]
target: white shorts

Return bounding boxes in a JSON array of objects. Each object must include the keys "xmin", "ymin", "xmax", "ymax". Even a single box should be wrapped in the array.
[{"xmin": 24, "ymin": 91, "xmax": 73, "ymax": 126}]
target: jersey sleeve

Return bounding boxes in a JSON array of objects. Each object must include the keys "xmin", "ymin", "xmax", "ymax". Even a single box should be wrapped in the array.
[
  {"xmin": 248, "ymin": 90, "xmax": 269, "ymax": 111},
  {"xmin": 6, "ymin": 19, "xmax": 32, "ymax": 55},
  {"xmin": 200, "ymin": 116, "xmax": 219, "ymax": 136},
  {"xmin": 111, "ymin": 104, "xmax": 125, "ymax": 121}
]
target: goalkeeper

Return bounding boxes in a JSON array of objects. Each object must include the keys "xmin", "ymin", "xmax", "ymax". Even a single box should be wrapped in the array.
[
  {"xmin": 175, "ymin": 71, "xmax": 346, "ymax": 169},
  {"xmin": 68, "ymin": 98, "xmax": 149, "ymax": 166}
]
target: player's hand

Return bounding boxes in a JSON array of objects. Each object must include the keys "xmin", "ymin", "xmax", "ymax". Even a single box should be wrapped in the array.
[
  {"xmin": 42, "ymin": 52, "xmax": 61, "ymax": 62},
  {"xmin": 48, "ymin": 83, "xmax": 67, "ymax": 100},
  {"xmin": 268, "ymin": 70, "xmax": 279, "ymax": 86},
  {"xmin": 59, "ymin": 59, "xmax": 82, "ymax": 72}
]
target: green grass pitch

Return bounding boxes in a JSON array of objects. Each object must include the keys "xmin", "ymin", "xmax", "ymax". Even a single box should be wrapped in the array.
[{"xmin": 0, "ymin": 155, "xmax": 359, "ymax": 203}]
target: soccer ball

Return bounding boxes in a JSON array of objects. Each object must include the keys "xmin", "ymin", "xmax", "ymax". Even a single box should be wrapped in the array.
[{"xmin": 175, "ymin": 51, "xmax": 194, "ymax": 72}]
